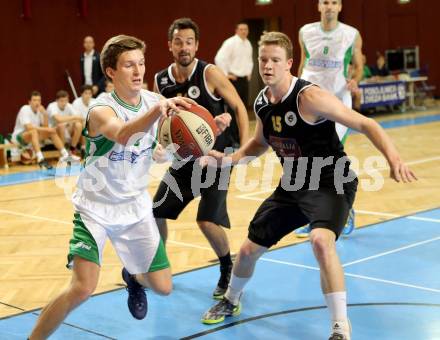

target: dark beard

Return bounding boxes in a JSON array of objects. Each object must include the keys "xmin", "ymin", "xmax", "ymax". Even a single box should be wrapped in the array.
[{"xmin": 177, "ymin": 55, "xmax": 193, "ymax": 67}]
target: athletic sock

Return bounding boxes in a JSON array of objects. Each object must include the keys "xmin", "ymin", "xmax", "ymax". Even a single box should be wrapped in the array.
[
  {"xmin": 224, "ymin": 274, "xmax": 250, "ymax": 305},
  {"xmin": 219, "ymin": 252, "xmax": 232, "ymax": 268},
  {"xmin": 325, "ymin": 291, "xmax": 348, "ymax": 328},
  {"xmin": 36, "ymin": 151, "xmax": 44, "ymax": 162},
  {"xmin": 60, "ymin": 148, "xmax": 69, "ymax": 157}
]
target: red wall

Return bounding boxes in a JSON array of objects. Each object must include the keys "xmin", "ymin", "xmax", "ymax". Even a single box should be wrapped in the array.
[{"xmin": 1, "ymin": 0, "xmax": 439, "ymax": 134}]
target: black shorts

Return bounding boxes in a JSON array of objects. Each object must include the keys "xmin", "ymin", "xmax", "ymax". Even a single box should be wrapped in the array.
[
  {"xmin": 248, "ymin": 178, "xmax": 358, "ymax": 248},
  {"xmin": 152, "ymin": 161, "xmax": 232, "ymax": 228}
]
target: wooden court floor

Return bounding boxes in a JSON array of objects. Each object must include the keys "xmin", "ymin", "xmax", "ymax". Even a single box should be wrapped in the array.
[{"xmin": 1, "ymin": 108, "xmax": 439, "ymax": 318}]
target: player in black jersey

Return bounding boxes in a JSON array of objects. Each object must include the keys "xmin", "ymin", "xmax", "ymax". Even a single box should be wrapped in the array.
[
  {"xmin": 152, "ymin": 18, "xmax": 249, "ymax": 300},
  {"xmin": 201, "ymin": 32, "xmax": 416, "ymax": 340}
]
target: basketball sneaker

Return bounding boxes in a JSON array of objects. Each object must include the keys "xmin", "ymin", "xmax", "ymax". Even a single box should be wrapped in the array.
[
  {"xmin": 60, "ymin": 154, "xmax": 80, "ymax": 163},
  {"xmin": 201, "ymin": 297, "xmax": 241, "ymax": 324},
  {"xmin": 294, "ymin": 224, "xmax": 312, "ymax": 238},
  {"xmin": 212, "ymin": 264, "xmax": 232, "ymax": 300},
  {"xmin": 122, "ymin": 267, "xmax": 148, "ymax": 320},
  {"xmin": 342, "ymin": 208, "xmax": 355, "ymax": 236},
  {"xmin": 329, "ymin": 319, "xmax": 351, "ymax": 340},
  {"xmin": 38, "ymin": 159, "xmax": 53, "ymax": 170}
]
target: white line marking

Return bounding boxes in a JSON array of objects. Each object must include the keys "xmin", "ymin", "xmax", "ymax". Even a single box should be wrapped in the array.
[
  {"xmin": 355, "ymin": 210, "xmax": 399, "ymax": 218},
  {"xmin": 261, "ymin": 257, "xmax": 440, "ymax": 293},
  {"xmin": 342, "ymin": 236, "xmax": 440, "ymax": 267},
  {"xmin": 344, "ymin": 272, "xmax": 440, "ymax": 293},
  {"xmin": 0, "ymin": 209, "xmax": 70, "ymax": 225},
  {"xmin": 260, "ymin": 257, "xmax": 319, "ymax": 271},
  {"xmin": 0, "ymin": 208, "xmax": 214, "ymax": 252},
  {"xmin": 407, "ymin": 216, "xmax": 440, "ymax": 223}
]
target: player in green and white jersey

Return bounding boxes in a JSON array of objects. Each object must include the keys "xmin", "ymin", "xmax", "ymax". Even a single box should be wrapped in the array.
[
  {"xmin": 29, "ymin": 34, "xmax": 197, "ymax": 339},
  {"xmin": 296, "ymin": 0, "xmax": 363, "ymax": 236}
]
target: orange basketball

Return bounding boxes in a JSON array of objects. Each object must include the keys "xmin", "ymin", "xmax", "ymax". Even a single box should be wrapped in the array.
[{"xmin": 158, "ymin": 104, "xmax": 219, "ymax": 160}]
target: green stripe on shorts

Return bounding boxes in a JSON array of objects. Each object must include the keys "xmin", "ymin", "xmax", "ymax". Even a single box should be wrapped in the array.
[
  {"xmin": 66, "ymin": 213, "xmax": 100, "ymax": 268},
  {"xmin": 148, "ymin": 239, "xmax": 170, "ymax": 272},
  {"xmin": 16, "ymin": 133, "xmax": 27, "ymax": 147}
]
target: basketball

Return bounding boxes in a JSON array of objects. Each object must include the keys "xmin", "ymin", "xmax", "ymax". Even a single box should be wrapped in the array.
[
  {"xmin": 158, "ymin": 104, "xmax": 218, "ymax": 160},
  {"xmin": 20, "ymin": 148, "xmax": 35, "ymax": 165}
]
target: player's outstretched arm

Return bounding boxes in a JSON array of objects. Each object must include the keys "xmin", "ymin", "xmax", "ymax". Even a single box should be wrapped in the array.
[
  {"xmin": 88, "ymin": 97, "xmax": 194, "ymax": 145},
  {"xmin": 299, "ymin": 86, "xmax": 417, "ymax": 183}
]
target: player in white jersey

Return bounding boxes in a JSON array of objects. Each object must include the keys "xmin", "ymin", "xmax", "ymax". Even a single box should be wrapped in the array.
[
  {"xmin": 29, "ymin": 34, "xmax": 202, "ymax": 339},
  {"xmin": 72, "ymin": 85, "xmax": 96, "ymax": 157},
  {"xmin": 296, "ymin": 0, "xmax": 363, "ymax": 236}
]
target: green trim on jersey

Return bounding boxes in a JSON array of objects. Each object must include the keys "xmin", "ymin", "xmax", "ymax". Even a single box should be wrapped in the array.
[
  {"xmin": 84, "ymin": 136, "xmax": 115, "ymax": 167},
  {"xmin": 67, "ymin": 213, "xmax": 100, "ymax": 268},
  {"xmin": 111, "ymin": 91, "xmax": 142, "ymax": 112},
  {"xmin": 343, "ymin": 45, "xmax": 353, "ymax": 78},
  {"xmin": 319, "ymin": 21, "xmax": 340, "ymax": 34},
  {"xmin": 148, "ymin": 239, "xmax": 170, "ymax": 272}
]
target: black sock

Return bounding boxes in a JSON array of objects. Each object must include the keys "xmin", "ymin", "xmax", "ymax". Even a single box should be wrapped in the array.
[{"xmin": 219, "ymin": 252, "xmax": 232, "ymax": 268}]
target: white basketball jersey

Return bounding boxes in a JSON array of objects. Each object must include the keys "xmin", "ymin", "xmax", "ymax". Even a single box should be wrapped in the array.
[
  {"xmin": 300, "ymin": 22, "xmax": 358, "ymax": 102},
  {"xmin": 72, "ymin": 89, "xmax": 160, "ymax": 226}
]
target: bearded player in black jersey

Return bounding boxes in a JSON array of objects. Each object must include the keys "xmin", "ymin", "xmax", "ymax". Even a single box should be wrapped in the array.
[
  {"xmin": 152, "ymin": 18, "xmax": 249, "ymax": 300},
  {"xmin": 201, "ymin": 32, "xmax": 416, "ymax": 340}
]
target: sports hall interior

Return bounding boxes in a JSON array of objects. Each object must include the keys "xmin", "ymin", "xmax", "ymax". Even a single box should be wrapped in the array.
[{"xmin": 1, "ymin": 1, "xmax": 439, "ymax": 339}]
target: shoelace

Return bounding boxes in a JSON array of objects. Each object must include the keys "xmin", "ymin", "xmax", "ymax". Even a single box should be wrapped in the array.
[{"xmin": 126, "ymin": 285, "xmax": 145, "ymax": 306}]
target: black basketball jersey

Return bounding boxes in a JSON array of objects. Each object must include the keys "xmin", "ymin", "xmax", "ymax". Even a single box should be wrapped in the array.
[
  {"xmin": 154, "ymin": 59, "xmax": 230, "ymax": 152},
  {"xmin": 254, "ymin": 77, "xmax": 350, "ymax": 189}
]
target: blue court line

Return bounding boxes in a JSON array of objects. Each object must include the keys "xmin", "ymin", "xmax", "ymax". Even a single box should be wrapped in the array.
[
  {"xmin": 1, "ymin": 208, "xmax": 439, "ymax": 339},
  {"xmin": 0, "ymin": 165, "xmax": 81, "ymax": 187},
  {"xmin": 350, "ymin": 112, "xmax": 440, "ymax": 134},
  {"xmin": 1, "ymin": 112, "xmax": 439, "ymax": 187}
]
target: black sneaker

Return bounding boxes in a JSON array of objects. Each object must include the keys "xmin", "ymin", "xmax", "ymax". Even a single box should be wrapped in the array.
[
  {"xmin": 201, "ymin": 297, "xmax": 241, "ymax": 324},
  {"xmin": 329, "ymin": 334, "xmax": 347, "ymax": 340},
  {"xmin": 212, "ymin": 264, "xmax": 232, "ymax": 300},
  {"xmin": 122, "ymin": 267, "xmax": 147, "ymax": 320},
  {"xmin": 38, "ymin": 159, "xmax": 53, "ymax": 170}
]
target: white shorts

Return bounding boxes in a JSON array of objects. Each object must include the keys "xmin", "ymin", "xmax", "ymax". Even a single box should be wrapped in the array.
[{"xmin": 69, "ymin": 210, "xmax": 164, "ymax": 274}]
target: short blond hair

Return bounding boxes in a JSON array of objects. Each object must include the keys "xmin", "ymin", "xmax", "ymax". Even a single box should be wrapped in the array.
[
  {"xmin": 100, "ymin": 35, "xmax": 146, "ymax": 80},
  {"xmin": 258, "ymin": 31, "xmax": 293, "ymax": 59}
]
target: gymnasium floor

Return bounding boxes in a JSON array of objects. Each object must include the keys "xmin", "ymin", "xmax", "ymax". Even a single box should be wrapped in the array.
[{"xmin": 1, "ymin": 107, "xmax": 439, "ymax": 339}]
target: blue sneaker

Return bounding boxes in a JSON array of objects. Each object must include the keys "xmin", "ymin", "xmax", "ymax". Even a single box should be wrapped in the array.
[
  {"xmin": 342, "ymin": 208, "xmax": 355, "ymax": 235},
  {"xmin": 294, "ymin": 224, "xmax": 312, "ymax": 238},
  {"xmin": 122, "ymin": 267, "xmax": 148, "ymax": 320}
]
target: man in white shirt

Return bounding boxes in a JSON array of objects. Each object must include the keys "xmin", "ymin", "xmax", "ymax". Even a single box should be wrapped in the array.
[
  {"xmin": 72, "ymin": 85, "xmax": 95, "ymax": 120},
  {"xmin": 47, "ymin": 90, "xmax": 84, "ymax": 154},
  {"xmin": 80, "ymin": 36, "xmax": 104, "ymax": 96},
  {"xmin": 215, "ymin": 22, "xmax": 253, "ymax": 147},
  {"xmin": 72, "ymin": 85, "xmax": 95, "ymax": 157},
  {"xmin": 12, "ymin": 91, "xmax": 75, "ymax": 170},
  {"xmin": 95, "ymin": 79, "xmax": 115, "ymax": 101}
]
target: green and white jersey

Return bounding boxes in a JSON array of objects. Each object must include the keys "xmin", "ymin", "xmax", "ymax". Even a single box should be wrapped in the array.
[
  {"xmin": 300, "ymin": 22, "xmax": 358, "ymax": 101},
  {"xmin": 72, "ymin": 89, "xmax": 160, "ymax": 226}
]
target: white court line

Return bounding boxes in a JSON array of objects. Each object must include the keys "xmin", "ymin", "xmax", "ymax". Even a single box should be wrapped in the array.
[
  {"xmin": 260, "ymin": 257, "xmax": 440, "ymax": 293},
  {"xmin": 2, "ymin": 207, "xmax": 439, "ymax": 293},
  {"xmin": 355, "ymin": 210, "xmax": 399, "ymax": 218},
  {"xmin": 0, "ymin": 208, "xmax": 211, "ymax": 251},
  {"xmin": 342, "ymin": 236, "xmax": 440, "ymax": 267}
]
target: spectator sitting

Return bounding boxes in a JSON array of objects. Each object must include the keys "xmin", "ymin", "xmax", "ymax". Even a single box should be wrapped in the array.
[
  {"xmin": 96, "ymin": 80, "xmax": 114, "ymax": 100},
  {"xmin": 72, "ymin": 85, "xmax": 95, "ymax": 157},
  {"xmin": 11, "ymin": 91, "xmax": 77, "ymax": 169},
  {"xmin": 47, "ymin": 90, "xmax": 84, "ymax": 156},
  {"xmin": 371, "ymin": 53, "xmax": 390, "ymax": 78}
]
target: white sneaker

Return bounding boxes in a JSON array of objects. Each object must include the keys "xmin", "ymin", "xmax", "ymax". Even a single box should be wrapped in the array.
[
  {"xmin": 329, "ymin": 319, "xmax": 351, "ymax": 340},
  {"xmin": 60, "ymin": 154, "xmax": 80, "ymax": 163}
]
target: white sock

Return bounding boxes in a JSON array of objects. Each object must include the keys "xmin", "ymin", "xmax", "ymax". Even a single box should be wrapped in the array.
[
  {"xmin": 36, "ymin": 151, "xmax": 44, "ymax": 162},
  {"xmin": 325, "ymin": 291, "xmax": 348, "ymax": 325},
  {"xmin": 60, "ymin": 148, "xmax": 69, "ymax": 157},
  {"xmin": 224, "ymin": 274, "xmax": 250, "ymax": 305}
]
